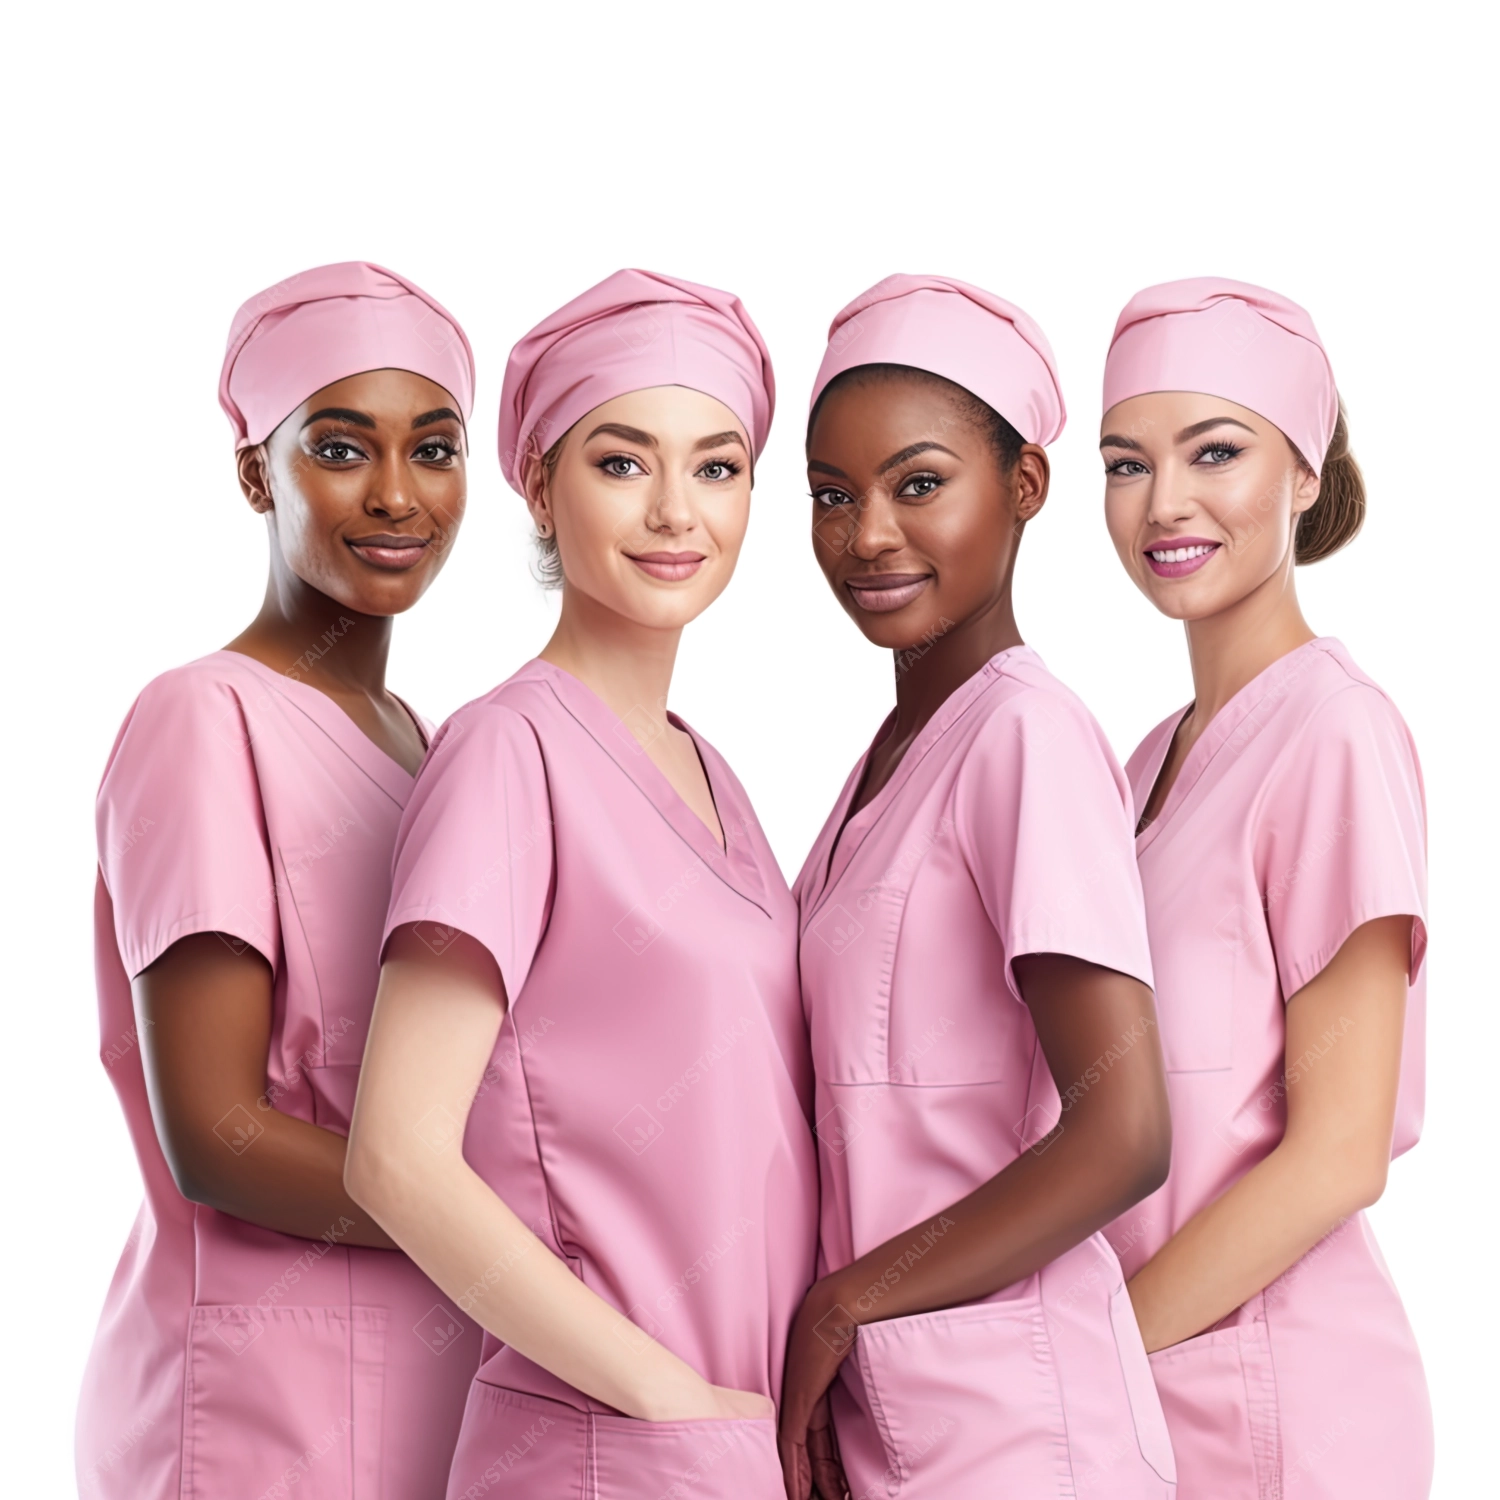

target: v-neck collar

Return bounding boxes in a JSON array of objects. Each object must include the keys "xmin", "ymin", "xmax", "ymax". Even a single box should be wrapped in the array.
[
  {"xmin": 528, "ymin": 659, "xmax": 771, "ymax": 916},
  {"xmin": 1134, "ymin": 636, "xmax": 1334, "ymax": 856},
  {"xmin": 805, "ymin": 645, "xmax": 1034, "ymax": 922},
  {"xmin": 211, "ymin": 651, "xmax": 420, "ymax": 807}
]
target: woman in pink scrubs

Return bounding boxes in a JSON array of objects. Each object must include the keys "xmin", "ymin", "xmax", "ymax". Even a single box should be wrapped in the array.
[
  {"xmin": 344, "ymin": 270, "xmax": 818, "ymax": 1500},
  {"xmin": 779, "ymin": 275, "xmax": 1177, "ymax": 1499},
  {"xmin": 1097, "ymin": 279, "xmax": 1430, "ymax": 1498},
  {"xmin": 78, "ymin": 262, "xmax": 480, "ymax": 1500}
]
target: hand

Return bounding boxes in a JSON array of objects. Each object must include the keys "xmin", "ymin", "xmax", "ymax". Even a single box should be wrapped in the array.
[
  {"xmin": 779, "ymin": 1276, "xmax": 859, "ymax": 1499},
  {"xmin": 638, "ymin": 1371, "xmax": 775, "ymax": 1423},
  {"xmin": 806, "ymin": 1392, "xmax": 850, "ymax": 1500}
]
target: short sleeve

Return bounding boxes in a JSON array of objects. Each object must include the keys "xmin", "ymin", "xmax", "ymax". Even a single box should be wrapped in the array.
[
  {"xmin": 97, "ymin": 670, "xmax": 281, "ymax": 977},
  {"xmin": 1258, "ymin": 684, "xmax": 1428, "ymax": 1000},
  {"xmin": 955, "ymin": 687, "xmax": 1154, "ymax": 1002},
  {"xmin": 384, "ymin": 704, "xmax": 555, "ymax": 1003}
]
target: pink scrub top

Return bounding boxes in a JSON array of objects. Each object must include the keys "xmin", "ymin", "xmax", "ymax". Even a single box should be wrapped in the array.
[
  {"xmin": 1107, "ymin": 637, "xmax": 1430, "ymax": 1500},
  {"xmin": 796, "ymin": 646, "xmax": 1177, "ymax": 1499},
  {"xmin": 78, "ymin": 652, "xmax": 478, "ymax": 1500},
  {"xmin": 381, "ymin": 659, "xmax": 818, "ymax": 1500}
]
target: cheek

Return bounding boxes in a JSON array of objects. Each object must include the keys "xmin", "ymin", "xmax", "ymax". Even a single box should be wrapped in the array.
[
  {"xmin": 1103, "ymin": 489, "xmax": 1143, "ymax": 558},
  {"xmin": 1198, "ymin": 462, "xmax": 1297, "ymax": 560},
  {"xmin": 703, "ymin": 484, "xmax": 752, "ymax": 556}
]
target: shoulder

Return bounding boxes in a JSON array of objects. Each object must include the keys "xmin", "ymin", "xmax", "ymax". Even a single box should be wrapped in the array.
[
  {"xmin": 968, "ymin": 649, "xmax": 1119, "ymax": 764},
  {"xmin": 1275, "ymin": 642, "xmax": 1419, "ymax": 764},
  {"xmin": 100, "ymin": 653, "xmax": 268, "ymax": 788}
]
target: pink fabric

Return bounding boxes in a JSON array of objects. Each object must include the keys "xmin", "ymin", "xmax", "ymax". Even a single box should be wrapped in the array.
[
  {"xmin": 809, "ymin": 274, "xmax": 1066, "ymax": 445},
  {"xmin": 78, "ymin": 653, "xmax": 477, "ymax": 1500},
  {"xmin": 1102, "ymin": 278, "xmax": 1338, "ymax": 473},
  {"xmin": 1106, "ymin": 638, "xmax": 1431, "ymax": 1498},
  {"xmin": 496, "ymin": 269, "xmax": 775, "ymax": 492},
  {"xmin": 382, "ymin": 659, "xmax": 818, "ymax": 1499},
  {"xmin": 219, "ymin": 261, "xmax": 475, "ymax": 448},
  {"xmin": 795, "ymin": 648, "xmax": 1173, "ymax": 1496}
]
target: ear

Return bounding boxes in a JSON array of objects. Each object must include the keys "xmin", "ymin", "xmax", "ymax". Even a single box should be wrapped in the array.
[
  {"xmin": 522, "ymin": 448, "xmax": 555, "ymax": 537},
  {"xmin": 1012, "ymin": 444, "xmax": 1051, "ymax": 523},
  {"xmin": 1291, "ymin": 461, "xmax": 1322, "ymax": 518},
  {"xmin": 236, "ymin": 445, "xmax": 274, "ymax": 515}
]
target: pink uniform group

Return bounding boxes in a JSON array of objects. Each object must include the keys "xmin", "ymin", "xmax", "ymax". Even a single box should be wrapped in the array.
[{"xmin": 78, "ymin": 262, "xmax": 1430, "ymax": 1500}]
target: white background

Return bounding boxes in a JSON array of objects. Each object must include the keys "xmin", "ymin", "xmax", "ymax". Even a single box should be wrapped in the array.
[{"xmin": 3, "ymin": 2, "xmax": 1493, "ymax": 1492}]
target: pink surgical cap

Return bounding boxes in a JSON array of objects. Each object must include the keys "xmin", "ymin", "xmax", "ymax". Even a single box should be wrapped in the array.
[
  {"xmin": 219, "ymin": 261, "xmax": 475, "ymax": 449},
  {"xmin": 497, "ymin": 268, "xmax": 775, "ymax": 493},
  {"xmin": 809, "ymin": 274, "xmax": 1067, "ymax": 446},
  {"xmin": 1102, "ymin": 277, "xmax": 1338, "ymax": 473}
]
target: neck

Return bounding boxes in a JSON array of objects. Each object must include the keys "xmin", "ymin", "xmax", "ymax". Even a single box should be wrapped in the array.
[
  {"xmin": 228, "ymin": 554, "xmax": 394, "ymax": 694},
  {"xmin": 1182, "ymin": 548, "xmax": 1316, "ymax": 727},
  {"xmin": 540, "ymin": 586, "xmax": 682, "ymax": 734},
  {"xmin": 890, "ymin": 581, "xmax": 1023, "ymax": 741}
]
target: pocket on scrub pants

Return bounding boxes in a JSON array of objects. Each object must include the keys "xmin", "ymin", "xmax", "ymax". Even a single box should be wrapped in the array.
[
  {"xmin": 182, "ymin": 1303, "xmax": 387, "ymax": 1500},
  {"xmin": 841, "ymin": 1297, "xmax": 1072, "ymax": 1497},
  {"xmin": 1148, "ymin": 1313, "xmax": 1281, "ymax": 1500}
]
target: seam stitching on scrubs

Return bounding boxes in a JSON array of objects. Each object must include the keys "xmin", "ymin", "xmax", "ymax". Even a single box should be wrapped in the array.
[
  {"xmin": 803, "ymin": 662, "xmax": 1018, "ymax": 931},
  {"xmin": 217, "ymin": 653, "xmax": 410, "ymax": 805},
  {"xmin": 541, "ymin": 678, "xmax": 774, "ymax": 919}
]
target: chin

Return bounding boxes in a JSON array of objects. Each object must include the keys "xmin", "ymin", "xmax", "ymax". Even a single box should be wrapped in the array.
[{"xmin": 843, "ymin": 603, "xmax": 948, "ymax": 654}]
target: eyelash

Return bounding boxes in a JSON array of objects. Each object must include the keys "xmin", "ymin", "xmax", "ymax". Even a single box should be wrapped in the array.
[
  {"xmin": 1103, "ymin": 442, "xmax": 1243, "ymax": 476},
  {"xmin": 810, "ymin": 471, "xmax": 944, "ymax": 506},
  {"xmin": 312, "ymin": 435, "xmax": 459, "ymax": 464},
  {"xmin": 596, "ymin": 454, "xmax": 743, "ymax": 480},
  {"xmin": 1193, "ymin": 440, "xmax": 1243, "ymax": 464}
]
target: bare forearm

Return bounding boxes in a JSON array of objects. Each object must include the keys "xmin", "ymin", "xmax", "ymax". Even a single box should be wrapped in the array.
[
  {"xmin": 831, "ymin": 1115, "xmax": 1163, "ymax": 1326},
  {"xmin": 180, "ymin": 1109, "xmax": 397, "ymax": 1248},
  {"xmin": 1128, "ymin": 1144, "xmax": 1361, "ymax": 1352},
  {"xmin": 350, "ymin": 1151, "xmax": 708, "ymax": 1419}
]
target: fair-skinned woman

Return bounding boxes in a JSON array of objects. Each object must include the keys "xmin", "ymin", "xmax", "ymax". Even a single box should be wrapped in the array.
[
  {"xmin": 79, "ymin": 262, "xmax": 480, "ymax": 1500},
  {"xmin": 344, "ymin": 271, "xmax": 817, "ymax": 1500},
  {"xmin": 1098, "ymin": 278, "xmax": 1431, "ymax": 1498}
]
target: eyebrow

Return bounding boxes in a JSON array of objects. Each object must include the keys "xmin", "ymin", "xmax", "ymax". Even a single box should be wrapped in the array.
[
  {"xmin": 1174, "ymin": 416, "xmax": 1256, "ymax": 443},
  {"xmin": 1099, "ymin": 416, "xmax": 1259, "ymax": 451},
  {"xmin": 412, "ymin": 407, "xmax": 462, "ymax": 429},
  {"xmin": 302, "ymin": 407, "xmax": 376, "ymax": 430},
  {"xmin": 585, "ymin": 422, "xmax": 657, "ymax": 447},
  {"xmin": 692, "ymin": 430, "xmax": 747, "ymax": 454},
  {"xmin": 807, "ymin": 440, "xmax": 961, "ymax": 480}
]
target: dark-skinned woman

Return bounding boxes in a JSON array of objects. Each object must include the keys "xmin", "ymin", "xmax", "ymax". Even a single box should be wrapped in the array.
[
  {"xmin": 779, "ymin": 275, "xmax": 1176, "ymax": 1499},
  {"xmin": 77, "ymin": 263, "xmax": 479, "ymax": 1500}
]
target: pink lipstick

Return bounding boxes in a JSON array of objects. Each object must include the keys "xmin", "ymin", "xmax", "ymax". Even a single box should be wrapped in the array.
[
  {"xmin": 627, "ymin": 551, "xmax": 706, "ymax": 582},
  {"xmin": 1144, "ymin": 536, "xmax": 1220, "ymax": 579},
  {"xmin": 346, "ymin": 534, "xmax": 430, "ymax": 571},
  {"xmin": 845, "ymin": 573, "xmax": 931, "ymax": 613}
]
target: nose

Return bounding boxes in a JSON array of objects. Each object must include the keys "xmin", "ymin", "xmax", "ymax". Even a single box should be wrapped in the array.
[
  {"xmin": 643, "ymin": 470, "xmax": 694, "ymax": 535},
  {"xmin": 366, "ymin": 446, "xmax": 421, "ymax": 521},
  {"xmin": 845, "ymin": 489, "xmax": 904, "ymax": 561},
  {"xmin": 1143, "ymin": 459, "xmax": 1197, "ymax": 532}
]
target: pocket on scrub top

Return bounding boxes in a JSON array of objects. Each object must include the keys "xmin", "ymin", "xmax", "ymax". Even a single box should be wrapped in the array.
[
  {"xmin": 1148, "ymin": 1317, "xmax": 1280, "ymax": 1500},
  {"xmin": 182, "ymin": 1304, "xmax": 387, "ymax": 1500},
  {"xmin": 1109, "ymin": 1282, "xmax": 1178, "ymax": 1483},
  {"xmin": 847, "ymin": 1298, "xmax": 1071, "ymax": 1497},
  {"xmin": 590, "ymin": 1407, "xmax": 782, "ymax": 1500}
]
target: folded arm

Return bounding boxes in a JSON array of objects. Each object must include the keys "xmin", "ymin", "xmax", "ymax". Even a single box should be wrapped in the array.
[
  {"xmin": 1125, "ymin": 914, "xmax": 1410, "ymax": 1352},
  {"xmin": 344, "ymin": 925, "xmax": 773, "ymax": 1423},
  {"xmin": 136, "ymin": 931, "xmax": 396, "ymax": 1247}
]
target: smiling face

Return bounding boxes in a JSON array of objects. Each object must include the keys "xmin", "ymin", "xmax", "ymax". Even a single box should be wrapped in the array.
[
  {"xmin": 238, "ymin": 367, "xmax": 467, "ymax": 616},
  {"xmin": 806, "ymin": 369, "xmax": 1048, "ymax": 652},
  {"xmin": 1100, "ymin": 391, "xmax": 1321, "ymax": 622},
  {"xmin": 524, "ymin": 385, "xmax": 753, "ymax": 632}
]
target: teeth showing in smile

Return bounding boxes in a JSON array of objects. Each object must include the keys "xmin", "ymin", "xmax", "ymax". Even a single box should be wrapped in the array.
[{"xmin": 1149, "ymin": 544, "xmax": 1216, "ymax": 563}]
